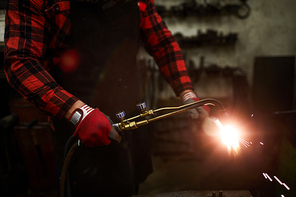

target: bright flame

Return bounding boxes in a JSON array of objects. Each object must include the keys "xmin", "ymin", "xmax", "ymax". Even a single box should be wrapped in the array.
[
  {"xmin": 221, "ymin": 125, "xmax": 240, "ymax": 151},
  {"xmin": 212, "ymin": 119, "xmax": 240, "ymax": 153}
]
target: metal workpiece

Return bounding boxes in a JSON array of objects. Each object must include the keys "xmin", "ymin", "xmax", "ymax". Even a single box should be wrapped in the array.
[
  {"xmin": 113, "ymin": 98, "xmax": 228, "ymax": 131},
  {"xmin": 212, "ymin": 191, "xmax": 224, "ymax": 197},
  {"xmin": 133, "ymin": 190, "xmax": 252, "ymax": 197}
]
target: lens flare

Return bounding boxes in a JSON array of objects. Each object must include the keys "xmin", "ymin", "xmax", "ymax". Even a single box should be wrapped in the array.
[
  {"xmin": 59, "ymin": 49, "xmax": 80, "ymax": 73},
  {"xmin": 221, "ymin": 125, "xmax": 240, "ymax": 151},
  {"xmin": 211, "ymin": 119, "xmax": 240, "ymax": 152}
]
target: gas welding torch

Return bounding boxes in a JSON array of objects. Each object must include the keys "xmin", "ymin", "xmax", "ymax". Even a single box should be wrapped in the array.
[
  {"xmin": 60, "ymin": 98, "xmax": 229, "ymax": 197},
  {"xmin": 112, "ymin": 98, "xmax": 229, "ymax": 132}
]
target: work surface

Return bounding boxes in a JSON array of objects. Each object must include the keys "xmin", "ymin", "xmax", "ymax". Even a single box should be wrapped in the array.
[{"xmin": 134, "ymin": 190, "xmax": 252, "ymax": 197}]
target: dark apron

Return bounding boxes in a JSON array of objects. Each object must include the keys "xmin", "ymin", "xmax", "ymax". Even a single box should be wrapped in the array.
[
  {"xmin": 51, "ymin": 0, "xmax": 153, "ymax": 196},
  {"xmin": 61, "ymin": 0, "xmax": 142, "ymax": 119}
]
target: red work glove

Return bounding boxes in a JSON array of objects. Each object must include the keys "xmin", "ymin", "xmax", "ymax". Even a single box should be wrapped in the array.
[
  {"xmin": 182, "ymin": 91, "xmax": 210, "ymax": 121},
  {"xmin": 68, "ymin": 105, "xmax": 111, "ymax": 147},
  {"xmin": 182, "ymin": 92, "xmax": 222, "ymax": 137}
]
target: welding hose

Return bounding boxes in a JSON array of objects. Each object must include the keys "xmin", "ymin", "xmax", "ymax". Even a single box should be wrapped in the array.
[
  {"xmin": 60, "ymin": 135, "xmax": 78, "ymax": 197},
  {"xmin": 112, "ymin": 98, "xmax": 229, "ymax": 130}
]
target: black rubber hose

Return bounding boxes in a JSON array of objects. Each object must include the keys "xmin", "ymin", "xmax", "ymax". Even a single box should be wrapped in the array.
[{"xmin": 60, "ymin": 135, "xmax": 79, "ymax": 197}]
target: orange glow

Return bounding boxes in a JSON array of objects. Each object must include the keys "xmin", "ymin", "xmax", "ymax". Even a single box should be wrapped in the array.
[
  {"xmin": 59, "ymin": 49, "xmax": 80, "ymax": 73},
  {"xmin": 221, "ymin": 125, "xmax": 240, "ymax": 152},
  {"xmin": 212, "ymin": 119, "xmax": 240, "ymax": 153}
]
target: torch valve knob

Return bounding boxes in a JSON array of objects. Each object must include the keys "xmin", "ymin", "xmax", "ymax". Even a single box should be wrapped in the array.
[
  {"xmin": 137, "ymin": 102, "xmax": 147, "ymax": 111},
  {"xmin": 116, "ymin": 111, "xmax": 126, "ymax": 120}
]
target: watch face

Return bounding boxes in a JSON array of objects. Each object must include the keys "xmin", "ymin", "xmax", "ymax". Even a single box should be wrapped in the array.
[{"xmin": 70, "ymin": 111, "xmax": 82, "ymax": 125}]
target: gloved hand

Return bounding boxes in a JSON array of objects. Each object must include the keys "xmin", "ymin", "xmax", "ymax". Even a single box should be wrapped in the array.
[
  {"xmin": 68, "ymin": 104, "xmax": 121, "ymax": 147},
  {"xmin": 182, "ymin": 91, "xmax": 221, "ymax": 137},
  {"xmin": 182, "ymin": 91, "xmax": 210, "ymax": 122}
]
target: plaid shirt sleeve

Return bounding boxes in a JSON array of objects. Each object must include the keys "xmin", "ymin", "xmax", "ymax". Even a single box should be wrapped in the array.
[
  {"xmin": 4, "ymin": 0, "xmax": 78, "ymax": 119},
  {"xmin": 139, "ymin": 0, "xmax": 193, "ymax": 96}
]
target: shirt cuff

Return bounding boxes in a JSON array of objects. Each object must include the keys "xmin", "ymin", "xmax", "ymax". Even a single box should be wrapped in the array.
[{"xmin": 45, "ymin": 88, "xmax": 79, "ymax": 119}]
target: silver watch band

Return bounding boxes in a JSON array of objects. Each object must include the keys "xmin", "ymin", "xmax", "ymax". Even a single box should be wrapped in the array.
[{"xmin": 70, "ymin": 111, "xmax": 82, "ymax": 125}]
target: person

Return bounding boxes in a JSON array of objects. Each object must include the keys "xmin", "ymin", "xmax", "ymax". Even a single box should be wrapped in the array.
[{"xmin": 4, "ymin": 0, "xmax": 210, "ymax": 196}]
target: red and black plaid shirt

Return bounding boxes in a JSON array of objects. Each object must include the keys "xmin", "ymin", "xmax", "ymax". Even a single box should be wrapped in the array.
[{"xmin": 4, "ymin": 0, "xmax": 193, "ymax": 119}]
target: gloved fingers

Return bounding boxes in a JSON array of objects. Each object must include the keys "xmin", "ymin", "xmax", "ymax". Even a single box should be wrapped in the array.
[
  {"xmin": 102, "ymin": 112, "xmax": 124, "ymax": 138},
  {"xmin": 196, "ymin": 106, "xmax": 209, "ymax": 121},
  {"xmin": 109, "ymin": 126, "xmax": 122, "ymax": 143},
  {"xmin": 74, "ymin": 108, "xmax": 111, "ymax": 147},
  {"xmin": 202, "ymin": 104, "xmax": 211, "ymax": 114},
  {"xmin": 184, "ymin": 98, "xmax": 199, "ymax": 119},
  {"xmin": 101, "ymin": 112, "xmax": 113, "ymax": 124},
  {"xmin": 99, "ymin": 112, "xmax": 123, "ymax": 143},
  {"xmin": 187, "ymin": 108, "xmax": 200, "ymax": 119},
  {"xmin": 79, "ymin": 126, "xmax": 111, "ymax": 147},
  {"xmin": 184, "ymin": 98, "xmax": 209, "ymax": 121}
]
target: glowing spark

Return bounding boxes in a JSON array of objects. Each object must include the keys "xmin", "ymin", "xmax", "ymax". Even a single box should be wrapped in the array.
[
  {"xmin": 263, "ymin": 173, "xmax": 267, "ymax": 179},
  {"xmin": 240, "ymin": 142, "xmax": 248, "ymax": 148},
  {"xmin": 283, "ymin": 183, "xmax": 290, "ymax": 190},
  {"xmin": 274, "ymin": 176, "xmax": 283, "ymax": 185},
  {"xmin": 263, "ymin": 173, "xmax": 272, "ymax": 182},
  {"xmin": 212, "ymin": 119, "xmax": 246, "ymax": 152},
  {"xmin": 264, "ymin": 174, "xmax": 290, "ymax": 191},
  {"xmin": 239, "ymin": 140, "xmax": 249, "ymax": 148},
  {"xmin": 211, "ymin": 119, "xmax": 252, "ymax": 153},
  {"xmin": 239, "ymin": 138, "xmax": 251, "ymax": 148}
]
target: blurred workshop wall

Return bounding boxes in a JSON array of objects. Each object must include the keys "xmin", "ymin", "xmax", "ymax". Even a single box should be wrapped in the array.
[
  {"xmin": 136, "ymin": 1, "xmax": 296, "ymax": 196},
  {"xmin": 0, "ymin": 0, "xmax": 295, "ymax": 105},
  {"xmin": 138, "ymin": 0, "xmax": 296, "ymax": 105}
]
